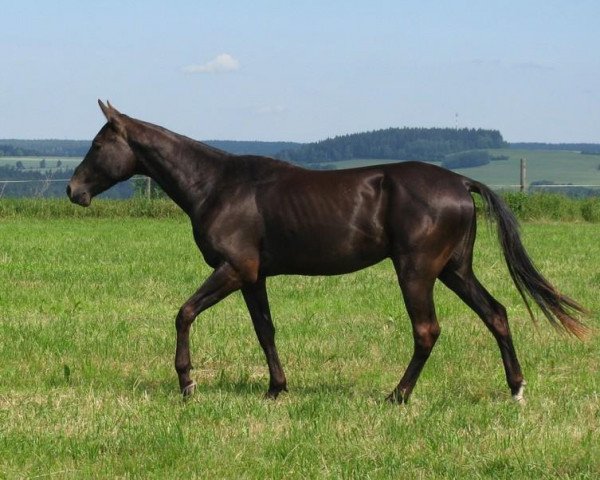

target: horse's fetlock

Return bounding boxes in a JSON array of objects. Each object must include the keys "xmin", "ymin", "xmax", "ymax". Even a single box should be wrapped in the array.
[{"xmin": 175, "ymin": 363, "xmax": 190, "ymax": 375}]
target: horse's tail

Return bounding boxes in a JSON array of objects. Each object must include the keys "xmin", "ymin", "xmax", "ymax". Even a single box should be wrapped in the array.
[{"xmin": 466, "ymin": 179, "xmax": 589, "ymax": 339}]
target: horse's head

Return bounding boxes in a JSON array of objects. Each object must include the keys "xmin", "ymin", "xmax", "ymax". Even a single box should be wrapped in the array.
[{"xmin": 67, "ymin": 100, "xmax": 138, "ymax": 206}]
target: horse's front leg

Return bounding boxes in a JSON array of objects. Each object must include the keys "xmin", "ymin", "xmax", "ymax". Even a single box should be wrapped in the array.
[
  {"xmin": 175, "ymin": 263, "xmax": 243, "ymax": 396},
  {"xmin": 241, "ymin": 277, "xmax": 287, "ymax": 399}
]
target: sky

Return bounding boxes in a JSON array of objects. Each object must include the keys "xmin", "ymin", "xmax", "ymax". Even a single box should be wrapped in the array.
[{"xmin": 1, "ymin": 0, "xmax": 599, "ymax": 143}]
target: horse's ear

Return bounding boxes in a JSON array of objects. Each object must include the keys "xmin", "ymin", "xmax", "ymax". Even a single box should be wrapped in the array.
[
  {"xmin": 106, "ymin": 101, "xmax": 122, "ymax": 116},
  {"xmin": 98, "ymin": 99, "xmax": 112, "ymax": 121},
  {"xmin": 98, "ymin": 99, "xmax": 126, "ymax": 137}
]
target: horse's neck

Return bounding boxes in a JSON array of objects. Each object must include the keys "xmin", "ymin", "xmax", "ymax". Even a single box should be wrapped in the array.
[{"xmin": 127, "ymin": 122, "xmax": 225, "ymax": 215}]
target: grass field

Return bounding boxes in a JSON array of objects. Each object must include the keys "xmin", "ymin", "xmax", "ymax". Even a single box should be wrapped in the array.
[
  {"xmin": 0, "ymin": 156, "xmax": 82, "ymax": 172},
  {"xmin": 455, "ymin": 149, "xmax": 600, "ymax": 187},
  {"xmin": 311, "ymin": 149, "xmax": 600, "ymax": 189},
  {"xmin": 0, "ymin": 215, "xmax": 598, "ymax": 478},
  {"xmin": 2, "ymin": 148, "xmax": 600, "ymax": 189}
]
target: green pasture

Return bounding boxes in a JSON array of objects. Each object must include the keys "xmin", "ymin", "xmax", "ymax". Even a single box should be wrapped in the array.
[
  {"xmin": 0, "ymin": 156, "xmax": 82, "ymax": 173},
  {"xmin": 3, "ymin": 148, "xmax": 600, "ymax": 190},
  {"xmin": 455, "ymin": 149, "xmax": 600, "ymax": 187},
  {"xmin": 0, "ymin": 213, "xmax": 598, "ymax": 478},
  {"xmin": 314, "ymin": 149, "xmax": 600, "ymax": 189}
]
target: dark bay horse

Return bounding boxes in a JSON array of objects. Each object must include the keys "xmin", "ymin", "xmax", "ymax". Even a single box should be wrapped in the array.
[{"xmin": 67, "ymin": 101, "xmax": 588, "ymax": 403}]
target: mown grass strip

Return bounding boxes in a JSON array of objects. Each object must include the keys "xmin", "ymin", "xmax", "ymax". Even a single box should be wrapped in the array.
[
  {"xmin": 2, "ymin": 193, "xmax": 599, "ymax": 222},
  {"xmin": 0, "ymin": 198, "xmax": 183, "ymax": 219}
]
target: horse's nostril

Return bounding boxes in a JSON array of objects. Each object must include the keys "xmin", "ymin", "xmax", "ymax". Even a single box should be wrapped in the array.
[{"xmin": 66, "ymin": 184, "xmax": 72, "ymax": 197}]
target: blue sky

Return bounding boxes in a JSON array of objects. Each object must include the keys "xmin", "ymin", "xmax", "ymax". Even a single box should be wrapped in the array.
[{"xmin": 1, "ymin": 1, "xmax": 599, "ymax": 142}]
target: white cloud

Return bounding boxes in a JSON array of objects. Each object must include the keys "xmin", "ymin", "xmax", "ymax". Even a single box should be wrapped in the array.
[{"xmin": 182, "ymin": 53, "xmax": 240, "ymax": 74}]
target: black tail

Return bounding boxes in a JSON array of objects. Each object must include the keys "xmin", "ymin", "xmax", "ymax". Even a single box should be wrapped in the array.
[{"xmin": 467, "ymin": 180, "xmax": 589, "ymax": 339}]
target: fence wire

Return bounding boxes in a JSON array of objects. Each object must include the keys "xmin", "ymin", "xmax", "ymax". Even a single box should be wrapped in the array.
[{"xmin": 1, "ymin": 177, "xmax": 599, "ymax": 199}]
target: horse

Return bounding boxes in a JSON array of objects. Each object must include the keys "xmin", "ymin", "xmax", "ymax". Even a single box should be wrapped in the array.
[{"xmin": 67, "ymin": 100, "xmax": 588, "ymax": 403}]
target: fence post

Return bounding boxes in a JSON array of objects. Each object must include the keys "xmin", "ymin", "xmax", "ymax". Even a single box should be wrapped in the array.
[
  {"xmin": 520, "ymin": 158, "xmax": 527, "ymax": 193},
  {"xmin": 146, "ymin": 176, "xmax": 152, "ymax": 199}
]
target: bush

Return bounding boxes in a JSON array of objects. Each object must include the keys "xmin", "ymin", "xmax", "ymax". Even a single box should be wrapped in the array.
[
  {"xmin": 442, "ymin": 150, "xmax": 491, "ymax": 169},
  {"xmin": 501, "ymin": 192, "xmax": 528, "ymax": 217},
  {"xmin": 499, "ymin": 192, "xmax": 600, "ymax": 222},
  {"xmin": 520, "ymin": 193, "xmax": 581, "ymax": 221},
  {"xmin": 581, "ymin": 198, "xmax": 600, "ymax": 222}
]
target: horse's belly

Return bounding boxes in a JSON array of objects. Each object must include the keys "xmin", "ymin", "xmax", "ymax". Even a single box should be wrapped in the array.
[
  {"xmin": 260, "ymin": 228, "xmax": 389, "ymax": 276},
  {"xmin": 259, "ymin": 174, "xmax": 390, "ymax": 275}
]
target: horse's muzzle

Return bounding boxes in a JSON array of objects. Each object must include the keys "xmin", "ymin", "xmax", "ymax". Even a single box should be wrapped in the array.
[{"xmin": 66, "ymin": 183, "xmax": 91, "ymax": 207}]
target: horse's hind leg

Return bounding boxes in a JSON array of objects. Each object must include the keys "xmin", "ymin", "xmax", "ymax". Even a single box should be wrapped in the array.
[
  {"xmin": 387, "ymin": 256, "xmax": 440, "ymax": 404},
  {"xmin": 439, "ymin": 264, "xmax": 526, "ymax": 402}
]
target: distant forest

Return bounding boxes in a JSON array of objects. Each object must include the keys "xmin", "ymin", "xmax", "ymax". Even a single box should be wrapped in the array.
[
  {"xmin": 277, "ymin": 127, "xmax": 506, "ymax": 163},
  {"xmin": 0, "ymin": 140, "xmax": 91, "ymax": 157},
  {"xmin": 2, "ymin": 129, "xmax": 507, "ymax": 162},
  {"xmin": 0, "ymin": 139, "xmax": 301, "ymax": 158},
  {"xmin": 4, "ymin": 135, "xmax": 600, "ymax": 163}
]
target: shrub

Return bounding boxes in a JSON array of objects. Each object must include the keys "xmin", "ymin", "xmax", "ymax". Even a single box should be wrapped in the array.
[
  {"xmin": 442, "ymin": 150, "xmax": 491, "ymax": 169},
  {"xmin": 501, "ymin": 192, "xmax": 528, "ymax": 217},
  {"xmin": 580, "ymin": 198, "xmax": 600, "ymax": 222}
]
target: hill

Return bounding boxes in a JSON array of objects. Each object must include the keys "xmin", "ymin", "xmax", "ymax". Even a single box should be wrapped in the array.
[
  {"xmin": 277, "ymin": 127, "xmax": 506, "ymax": 163},
  {"xmin": 4, "ymin": 136, "xmax": 600, "ymax": 163}
]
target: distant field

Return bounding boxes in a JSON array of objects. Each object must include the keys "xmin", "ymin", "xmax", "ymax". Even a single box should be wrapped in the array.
[
  {"xmin": 0, "ymin": 156, "xmax": 82, "ymax": 172},
  {"xmin": 317, "ymin": 149, "xmax": 600, "ymax": 188},
  {"xmin": 2, "ymin": 149, "xmax": 600, "ymax": 191},
  {"xmin": 0, "ymin": 217, "xmax": 598, "ymax": 478},
  {"xmin": 456, "ymin": 149, "xmax": 600, "ymax": 187}
]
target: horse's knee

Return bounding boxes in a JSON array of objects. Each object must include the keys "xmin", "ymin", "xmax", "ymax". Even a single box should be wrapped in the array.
[{"xmin": 176, "ymin": 304, "xmax": 196, "ymax": 330}]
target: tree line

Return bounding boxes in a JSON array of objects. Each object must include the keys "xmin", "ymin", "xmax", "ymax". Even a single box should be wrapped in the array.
[
  {"xmin": 4, "ymin": 136, "xmax": 600, "ymax": 162},
  {"xmin": 0, "ymin": 139, "xmax": 302, "ymax": 158},
  {"xmin": 0, "ymin": 140, "xmax": 91, "ymax": 157},
  {"xmin": 276, "ymin": 127, "xmax": 506, "ymax": 163},
  {"xmin": 0, "ymin": 144, "xmax": 39, "ymax": 157},
  {"xmin": 2, "ymin": 129, "xmax": 508, "ymax": 162}
]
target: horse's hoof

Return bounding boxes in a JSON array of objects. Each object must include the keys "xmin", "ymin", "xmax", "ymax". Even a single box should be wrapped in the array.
[
  {"xmin": 264, "ymin": 386, "xmax": 287, "ymax": 400},
  {"xmin": 264, "ymin": 390, "xmax": 279, "ymax": 400},
  {"xmin": 385, "ymin": 392, "xmax": 406, "ymax": 404},
  {"xmin": 182, "ymin": 381, "xmax": 197, "ymax": 397},
  {"xmin": 512, "ymin": 382, "xmax": 526, "ymax": 404}
]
